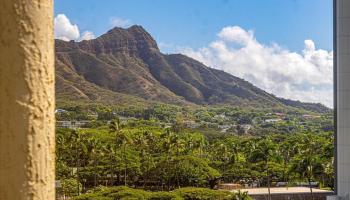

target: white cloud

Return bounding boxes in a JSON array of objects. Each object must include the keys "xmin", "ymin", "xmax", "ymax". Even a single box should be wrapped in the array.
[
  {"xmin": 109, "ymin": 17, "xmax": 132, "ymax": 28},
  {"xmin": 54, "ymin": 14, "xmax": 95, "ymax": 41},
  {"xmin": 79, "ymin": 31, "xmax": 95, "ymax": 41},
  {"xmin": 54, "ymin": 14, "xmax": 80, "ymax": 41},
  {"xmin": 180, "ymin": 26, "xmax": 333, "ymax": 107},
  {"xmin": 218, "ymin": 26, "xmax": 255, "ymax": 45}
]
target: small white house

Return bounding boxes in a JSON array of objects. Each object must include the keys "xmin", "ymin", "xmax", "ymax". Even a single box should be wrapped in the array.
[{"xmin": 265, "ymin": 118, "xmax": 282, "ymax": 123}]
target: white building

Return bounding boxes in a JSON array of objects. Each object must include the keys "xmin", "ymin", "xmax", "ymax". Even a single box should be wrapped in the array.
[{"xmin": 264, "ymin": 118, "xmax": 282, "ymax": 123}]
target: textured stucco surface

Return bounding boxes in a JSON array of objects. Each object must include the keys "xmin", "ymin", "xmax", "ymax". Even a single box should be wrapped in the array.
[{"xmin": 0, "ymin": 0, "xmax": 55, "ymax": 199}]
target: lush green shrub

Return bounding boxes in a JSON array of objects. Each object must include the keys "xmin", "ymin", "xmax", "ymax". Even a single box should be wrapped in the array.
[
  {"xmin": 57, "ymin": 178, "xmax": 82, "ymax": 197},
  {"xmin": 72, "ymin": 186, "xmax": 254, "ymax": 200},
  {"xmin": 73, "ymin": 186, "xmax": 150, "ymax": 200},
  {"xmin": 149, "ymin": 192, "xmax": 182, "ymax": 200},
  {"xmin": 106, "ymin": 186, "xmax": 150, "ymax": 199},
  {"xmin": 73, "ymin": 193, "xmax": 113, "ymax": 200},
  {"xmin": 174, "ymin": 187, "xmax": 232, "ymax": 200},
  {"xmin": 231, "ymin": 190, "xmax": 252, "ymax": 200}
]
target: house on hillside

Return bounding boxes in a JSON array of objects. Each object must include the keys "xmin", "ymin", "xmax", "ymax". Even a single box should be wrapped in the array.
[
  {"xmin": 265, "ymin": 118, "xmax": 282, "ymax": 123},
  {"xmin": 275, "ymin": 112, "xmax": 285, "ymax": 117},
  {"xmin": 213, "ymin": 114, "xmax": 229, "ymax": 120},
  {"xmin": 218, "ymin": 124, "xmax": 233, "ymax": 133},
  {"xmin": 184, "ymin": 120, "xmax": 200, "ymax": 129},
  {"xmin": 55, "ymin": 109, "xmax": 67, "ymax": 114},
  {"xmin": 56, "ymin": 120, "xmax": 90, "ymax": 129},
  {"xmin": 302, "ymin": 114, "xmax": 321, "ymax": 119}
]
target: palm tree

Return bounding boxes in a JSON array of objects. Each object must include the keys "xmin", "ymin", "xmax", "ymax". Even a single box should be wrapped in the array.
[
  {"xmin": 109, "ymin": 118, "xmax": 127, "ymax": 185},
  {"xmin": 86, "ymin": 137, "xmax": 103, "ymax": 187},
  {"xmin": 290, "ymin": 155, "xmax": 317, "ymax": 200},
  {"xmin": 186, "ymin": 133, "xmax": 206, "ymax": 157},
  {"xmin": 69, "ymin": 129, "xmax": 82, "ymax": 195},
  {"xmin": 117, "ymin": 130, "xmax": 131, "ymax": 186},
  {"xmin": 230, "ymin": 141, "xmax": 240, "ymax": 163},
  {"xmin": 109, "ymin": 117, "xmax": 122, "ymax": 133},
  {"xmin": 322, "ymin": 158, "xmax": 334, "ymax": 189},
  {"xmin": 105, "ymin": 143, "xmax": 117, "ymax": 186},
  {"xmin": 172, "ymin": 112, "xmax": 184, "ymax": 134},
  {"xmin": 290, "ymin": 134, "xmax": 323, "ymax": 200},
  {"xmin": 161, "ymin": 127, "xmax": 183, "ymax": 189},
  {"xmin": 248, "ymin": 138, "xmax": 278, "ymax": 200},
  {"xmin": 56, "ymin": 133, "xmax": 67, "ymax": 170},
  {"xmin": 134, "ymin": 130, "xmax": 155, "ymax": 186},
  {"xmin": 218, "ymin": 143, "xmax": 231, "ymax": 174},
  {"xmin": 279, "ymin": 140, "xmax": 295, "ymax": 182}
]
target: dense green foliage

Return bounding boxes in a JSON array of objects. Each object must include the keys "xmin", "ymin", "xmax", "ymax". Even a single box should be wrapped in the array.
[
  {"xmin": 72, "ymin": 186, "xmax": 251, "ymax": 200},
  {"xmin": 55, "ymin": 25, "xmax": 333, "ymax": 199},
  {"xmin": 56, "ymin": 105, "xmax": 333, "ymax": 199}
]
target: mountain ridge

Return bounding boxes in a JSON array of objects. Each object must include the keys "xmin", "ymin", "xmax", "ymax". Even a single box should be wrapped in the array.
[{"xmin": 55, "ymin": 25, "xmax": 330, "ymax": 113}]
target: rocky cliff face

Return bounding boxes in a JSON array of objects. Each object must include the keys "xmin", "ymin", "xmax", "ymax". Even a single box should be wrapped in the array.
[
  {"xmin": 55, "ymin": 25, "xmax": 329, "ymax": 112},
  {"xmin": 77, "ymin": 26, "xmax": 159, "ymax": 55}
]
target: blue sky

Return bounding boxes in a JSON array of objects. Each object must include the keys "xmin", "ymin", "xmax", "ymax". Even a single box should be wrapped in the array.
[
  {"xmin": 54, "ymin": 0, "xmax": 334, "ymax": 107},
  {"xmin": 55, "ymin": 0, "xmax": 333, "ymax": 53}
]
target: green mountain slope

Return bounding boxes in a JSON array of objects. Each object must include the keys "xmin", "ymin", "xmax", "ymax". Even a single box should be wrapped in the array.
[{"xmin": 55, "ymin": 25, "xmax": 329, "ymax": 113}]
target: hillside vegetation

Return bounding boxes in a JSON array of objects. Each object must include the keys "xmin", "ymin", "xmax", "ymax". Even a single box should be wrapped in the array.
[{"xmin": 55, "ymin": 25, "xmax": 330, "ymax": 113}]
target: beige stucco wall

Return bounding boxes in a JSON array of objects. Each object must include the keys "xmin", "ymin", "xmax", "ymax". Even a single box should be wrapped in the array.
[{"xmin": 0, "ymin": 0, "xmax": 55, "ymax": 199}]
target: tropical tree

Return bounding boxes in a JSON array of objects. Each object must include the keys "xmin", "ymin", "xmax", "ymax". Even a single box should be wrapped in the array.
[
  {"xmin": 134, "ymin": 130, "xmax": 156, "ymax": 185},
  {"xmin": 85, "ymin": 137, "xmax": 103, "ymax": 187},
  {"xmin": 248, "ymin": 138, "xmax": 279, "ymax": 200},
  {"xmin": 289, "ymin": 134, "xmax": 324, "ymax": 200},
  {"xmin": 69, "ymin": 129, "xmax": 83, "ymax": 195}
]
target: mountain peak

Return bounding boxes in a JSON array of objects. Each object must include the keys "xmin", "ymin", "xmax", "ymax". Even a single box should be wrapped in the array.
[
  {"xmin": 56, "ymin": 25, "xmax": 326, "ymax": 111},
  {"xmin": 105, "ymin": 25, "xmax": 154, "ymax": 42},
  {"xmin": 128, "ymin": 25, "xmax": 146, "ymax": 31},
  {"xmin": 76, "ymin": 25, "xmax": 159, "ymax": 55},
  {"xmin": 107, "ymin": 25, "xmax": 145, "ymax": 33},
  {"xmin": 55, "ymin": 26, "xmax": 329, "ymax": 113}
]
